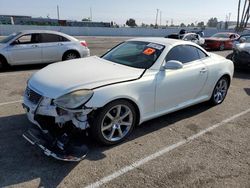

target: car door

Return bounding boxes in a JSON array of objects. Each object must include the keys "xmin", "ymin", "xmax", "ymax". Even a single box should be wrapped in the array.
[
  {"xmin": 7, "ymin": 33, "xmax": 42, "ymax": 65},
  {"xmin": 40, "ymin": 33, "xmax": 68, "ymax": 63},
  {"xmin": 155, "ymin": 45, "xmax": 208, "ymax": 112}
]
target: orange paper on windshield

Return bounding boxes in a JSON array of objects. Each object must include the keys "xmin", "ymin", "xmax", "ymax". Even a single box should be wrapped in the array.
[{"xmin": 143, "ymin": 48, "xmax": 156, "ymax": 55}]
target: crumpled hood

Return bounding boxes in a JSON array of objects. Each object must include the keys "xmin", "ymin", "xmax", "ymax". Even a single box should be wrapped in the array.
[{"xmin": 29, "ymin": 56, "xmax": 144, "ymax": 99}]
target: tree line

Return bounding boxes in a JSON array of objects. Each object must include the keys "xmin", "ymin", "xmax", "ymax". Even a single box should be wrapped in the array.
[{"xmin": 125, "ymin": 18, "xmax": 219, "ymax": 28}]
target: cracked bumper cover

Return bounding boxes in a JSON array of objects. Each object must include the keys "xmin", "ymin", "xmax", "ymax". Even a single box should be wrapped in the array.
[
  {"xmin": 22, "ymin": 95, "xmax": 92, "ymax": 161},
  {"xmin": 22, "ymin": 95, "xmax": 93, "ymax": 130}
]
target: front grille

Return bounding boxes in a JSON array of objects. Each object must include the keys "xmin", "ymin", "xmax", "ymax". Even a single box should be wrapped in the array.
[{"xmin": 25, "ymin": 87, "xmax": 42, "ymax": 104}]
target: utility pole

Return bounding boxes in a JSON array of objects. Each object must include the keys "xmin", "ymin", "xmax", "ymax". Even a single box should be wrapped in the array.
[
  {"xmin": 90, "ymin": 7, "xmax": 92, "ymax": 21},
  {"xmin": 57, "ymin": 5, "xmax": 60, "ymax": 20},
  {"xmin": 155, "ymin": 9, "xmax": 159, "ymax": 26},
  {"xmin": 160, "ymin": 11, "xmax": 162, "ymax": 26}
]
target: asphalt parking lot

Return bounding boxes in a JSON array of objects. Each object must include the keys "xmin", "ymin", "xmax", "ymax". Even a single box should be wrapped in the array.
[{"xmin": 0, "ymin": 36, "xmax": 249, "ymax": 188}]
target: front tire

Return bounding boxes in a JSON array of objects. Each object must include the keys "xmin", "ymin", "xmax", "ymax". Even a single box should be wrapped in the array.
[
  {"xmin": 210, "ymin": 77, "xmax": 229, "ymax": 105},
  {"xmin": 90, "ymin": 100, "xmax": 137, "ymax": 145},
  {"xmin": 0, "ymin": 57, "xmax": 7, "ymax": 70}
]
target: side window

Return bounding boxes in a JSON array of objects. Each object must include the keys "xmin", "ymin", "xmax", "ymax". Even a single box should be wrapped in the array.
[
  {"xmin": 15, "ymin": 34, "xmax": 32, "ymax": 44},
  {"xmin": 14, "ymin": 34, "xmax": 40, "ymax": 44},
  {"xmin": 165, "ymin": 45, "xmax": 200, "ymax": 64},
  {"xmin": 41, "ymin": 34, "xmax": 69, "ymax": 43},
  {"xmin": 58, "ymin": 35, "xmax": 70, "ymax": 42},
  {"xmin": 197, "ymin": 48, "xmax": 208, "ymax": 59}
]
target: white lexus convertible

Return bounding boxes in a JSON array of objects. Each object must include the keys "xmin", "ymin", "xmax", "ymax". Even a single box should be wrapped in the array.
[{"xmin": 23, "ymin": 38, "xmax": 234, "ymax": 148}]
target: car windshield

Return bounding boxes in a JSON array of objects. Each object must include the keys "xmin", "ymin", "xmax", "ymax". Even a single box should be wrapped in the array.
[
  {"xmin": 0, "ymin": 32, "xmax": 21, "ymax": 43},
  {"xmin": 102, "ymin": 41, "xmax": 165, "ymax": 69},
  {"xmin": 212, "ymin": 33, "xmax": 230, "ymax": 38}
]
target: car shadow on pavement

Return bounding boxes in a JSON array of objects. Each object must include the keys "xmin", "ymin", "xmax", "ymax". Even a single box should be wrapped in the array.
[
  {"xmin": 226, "ymin": 52, "xmax": 233, "ymax": 60},
  {"xmin": 86, "ymin": 102, "xmax": 212, "ymax": 161},
  {"xmin": 0, "ymin": 102, "xmax": 212, "ymax": 187},
  {"xmin": 0, "ymin": 114, "xmax": 78, "ymax": 188},
  {"xmin": 244, "ymin": 88, "xmax": 250, "ymax": 96},
  {"xmin": 0, "ymin": 63, "xmax": 49, "ymax": 73},
  {"xmin": 233, "ymin": 69, "xmax": 250, "ymax": 80}
]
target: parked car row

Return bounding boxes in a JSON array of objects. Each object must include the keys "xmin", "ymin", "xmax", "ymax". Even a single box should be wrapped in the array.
[
  {"xmin": 203, "ymin": 32, "xmax": 240, "ymax": 51},
  {"xmin": 165, "ymin": 30, "xmax": 241, "ymax": 51},
  {"xmin": 165, "ymin": 30, "xmax": 205, "ymax": 46},
  {"xmin": 0, "ymin": 30, "xmax": 90, "ymax": 69}
]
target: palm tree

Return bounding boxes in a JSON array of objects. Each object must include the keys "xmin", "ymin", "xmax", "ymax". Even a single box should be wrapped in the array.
[
  {"xmin": 237, "ymin": 0, "xmax": 250, "ymax": 31},
  {"xmin": 237, "ymin": 0, "xmax": 241, "ymax": 30}
]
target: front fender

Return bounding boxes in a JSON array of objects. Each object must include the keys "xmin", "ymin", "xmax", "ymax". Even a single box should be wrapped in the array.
[{"xmin": 85, "ymin": 74, "xmax": 157, "ymax": 124}]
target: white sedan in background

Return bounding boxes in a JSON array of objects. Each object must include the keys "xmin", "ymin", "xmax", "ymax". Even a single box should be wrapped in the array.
[
  {"xmin": 23, "ymin": 38, "xmax": 234, "ymax": 160},
  {"xmin": 0, "ymin": 30, "xmax": 90, "ymax": 69},
  {"xmin": 182, "ymin": 33, "xmax": 205, "ymax": 45}
]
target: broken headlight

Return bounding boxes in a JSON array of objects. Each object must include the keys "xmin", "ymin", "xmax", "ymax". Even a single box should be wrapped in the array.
[{"xmin": 54, "ymin": 90, "xmax": 93, "ymax": 109}]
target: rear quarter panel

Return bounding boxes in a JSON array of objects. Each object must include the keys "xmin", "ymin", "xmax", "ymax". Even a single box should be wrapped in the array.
[
  {"xmin": 202, "ymin": 53, "xmax": 234, "ymax": 98},
  {"xmin": 60, "ymin": 42, "xmax": 89, "ymax": 58}
]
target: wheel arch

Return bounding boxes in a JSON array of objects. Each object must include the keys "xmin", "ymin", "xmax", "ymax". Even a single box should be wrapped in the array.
[
  {"xmin": 209, "ymin": 73, "xmax": 231, "ymax": 105},
  {"xmin": 220, "ymin": 74, "xmax": 231, "ymax": 87},
  {"xmin": 0, "ymin": 54, "xmax": 8, "ymax": 65},
  {"xmin": 62, "ymin": 49, "xmax": 80, "ymax": 60},
  {"xmin": 89, "ymin": 97, "xmax": 141, "ymax": 126}
]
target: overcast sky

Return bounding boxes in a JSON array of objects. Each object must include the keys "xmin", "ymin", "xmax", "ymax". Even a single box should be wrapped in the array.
[{"xmin": 0, "ymin": 0, "xmax": 239, "ymax": 25}]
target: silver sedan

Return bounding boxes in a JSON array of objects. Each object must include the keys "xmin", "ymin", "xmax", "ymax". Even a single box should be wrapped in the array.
[{"xmin": 0, "ymin": 30, "xmax": 90, "ymax": 69}]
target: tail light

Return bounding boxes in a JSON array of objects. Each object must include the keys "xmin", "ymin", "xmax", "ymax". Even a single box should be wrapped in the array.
[{"xmin": 80, "ymin": 41, "xmax": 88, "ymax": 47}]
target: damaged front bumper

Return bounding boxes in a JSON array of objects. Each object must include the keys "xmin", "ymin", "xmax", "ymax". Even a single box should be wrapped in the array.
[
  {"xmin": 23, "ymin": 126, "xmax": 88, "ymax": 162},
  {"xmin": 22, "ymin": 87, "xmax": 93, "ymax": 161},
  {"xmin": 23, "ymin": 94, "xmax": 92, "ymax": 130}
]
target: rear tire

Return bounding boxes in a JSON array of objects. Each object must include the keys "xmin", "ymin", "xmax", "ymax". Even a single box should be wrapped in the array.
[
  {"xmin": 90, "ymin": 100, "xmax": 137, "ymax": 145},
  {"xmin": 209, "ymin": 76, "xmax": 229, "ymax": 105},
  {"xmin": 63, "ymin": 51, "xmax": 80, "ymax": 61}
]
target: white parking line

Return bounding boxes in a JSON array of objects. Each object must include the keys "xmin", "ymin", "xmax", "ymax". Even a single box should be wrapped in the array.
[
  {"xmin": 85, "ymin": 108, "xmax": 250, "ymax": 188},
  {"xmin": 0, "ymin": 100, "xmax": 23, "ymax": 106}
]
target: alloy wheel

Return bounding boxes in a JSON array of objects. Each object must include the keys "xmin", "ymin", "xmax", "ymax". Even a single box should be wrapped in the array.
[
  {"xmin": 66, "ymin": 53, "xmax": 77, "ymax": 60},
  {"xmin": 213, "ymin": 78, "xmax": 228, "ymax": 104},
  {"xmin": 101, "ymin": 105, "xmax": 133, "ymax": 142}
]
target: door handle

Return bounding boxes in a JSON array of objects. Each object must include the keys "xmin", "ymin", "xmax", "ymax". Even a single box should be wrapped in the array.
[
  {"xmin": 58, "ymin": 43, "xmax": 63, "ymax": 46},
  {"xmin": 32, "ymin": 44, "xmax": 38, "ymax": 48},
  {"xmin": 200, "ymin": 68, "xmax": 207, "ymax": 73}
]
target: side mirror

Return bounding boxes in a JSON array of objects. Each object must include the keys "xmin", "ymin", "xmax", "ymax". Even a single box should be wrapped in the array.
[
  {"xmin": 239, "ymin": 37, "xmax": 246, "ymax": 43},
  {"xmin": 10, "ymin": 41, "xmax": 18, "ymax": 45},
  {"xmin": 161, "ymin": 60, "xmax": 183, "ymax": 70}
]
